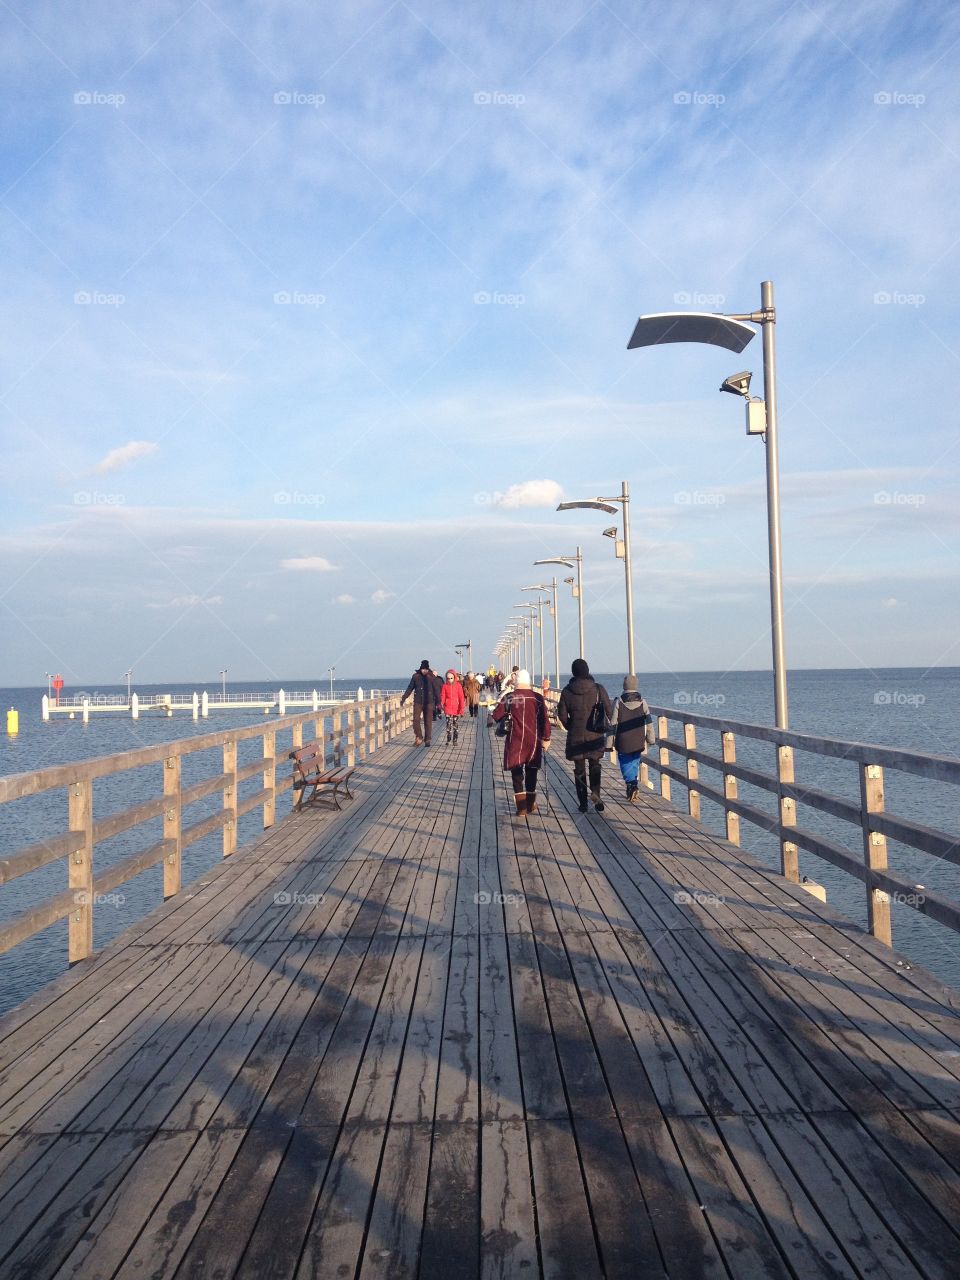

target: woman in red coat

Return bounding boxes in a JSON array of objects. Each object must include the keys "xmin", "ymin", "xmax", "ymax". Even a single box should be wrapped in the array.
[
  {"xmin": 440, "ymin": 669, "xmax": 466, "ymax": 744},
  {"xmin": 489, "ymin": 669, "xmax": 551, "ymax": 815}
]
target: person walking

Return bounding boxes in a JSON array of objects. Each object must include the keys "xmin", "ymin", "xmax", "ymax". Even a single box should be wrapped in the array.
[
  {"xmin": 609, "ymin": 676, "xmax": 656, "ymax": 802},
  {"xmin": 490, "ymin": 669, "xmax": 551, "ymax": 815},
  {"xmin": 557, "ymin": 658, "xmax": 612, "ymax": 813},
  {"xmin": 440, "ymin": 668, "xmax": 466, "ymax": 743},
  {"xmin": 463, "ymin": 671, "xmax": 481, "ymax": 718},
  {"xmin": 501, "ymin": 665, "xmax": 520, "ymax": 694},
  {"xmin": 400, "ymin": 659, "xmax": 441, "ymax": 746}
]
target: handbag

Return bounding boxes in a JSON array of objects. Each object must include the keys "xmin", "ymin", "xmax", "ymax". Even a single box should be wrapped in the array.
[
  {"xmin": 586, "ymin": 690, "xmax": 606, "ymax": 735},
  {"xmin": 495, "ymin": 695, "xmax": 513, "ymax": 737}
]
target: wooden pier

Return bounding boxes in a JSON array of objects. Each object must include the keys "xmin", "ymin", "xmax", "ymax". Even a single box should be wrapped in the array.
[{"xmin": 2, "ymin": 718, "xmax": 960, "ymax": 1277}]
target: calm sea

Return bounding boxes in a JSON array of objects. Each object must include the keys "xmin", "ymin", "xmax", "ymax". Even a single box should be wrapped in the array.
[{"xmin": 1, "ymin": 668, "xmax": 958, "ymax": 1014}]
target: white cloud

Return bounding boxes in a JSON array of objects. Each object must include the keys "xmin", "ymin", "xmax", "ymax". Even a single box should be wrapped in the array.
[
  {"xmin": 371, "ymin": 589, "xmax": 393, "ymax": 605},
  {"xmin": 90, "ymin": 441, "xmax": 158, "ymax": 475},
  {"xmin": 494, "ymin": 479, "xmax": 564, "ymax": 509},
  {"xmin": 281, "ymin": 557, "xmax": 338, "ymax": 572},
  {"xmin": 334, "ymin": 593, "xmax": 356, "ymax": 604},
  {"xmin": 882, "ymin": 597, "xmax": 899, "ymax": 608},
  {"xmin": 147, "ymin": 594, "xmax": 223, "ymax": 609}
]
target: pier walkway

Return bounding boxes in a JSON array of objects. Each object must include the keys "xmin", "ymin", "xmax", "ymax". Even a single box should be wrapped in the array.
[{"xmin": 2, "ymin": 719, "xmax": 960, "ymax": 1278}]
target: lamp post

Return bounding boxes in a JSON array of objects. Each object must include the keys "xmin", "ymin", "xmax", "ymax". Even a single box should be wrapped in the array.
[
  {"xmin": 45, "ymin": 672, "xmax": 52, "ymax": 698},
  {"xmin": 521, "ymin": 586, "xmax": 556, "ymax": 687},
  {"xmin": 626, "ymin": 279, "xmax": 788, "ymax": 728},
  {"xmin": 327, "ymin": 666, "xmax": 335, "ymax": 700},
  {"xmin": 123, "ymin": 669, "xmax": 133, "ymax": 701},
  {"xmin": 456, "ymin": 640, "xmax": 473, "ymax": 672},
  {"xmin": 513, "ymin": 605, "xmax": 538, "ymax": 681},
  {"xmin": 219, "ymin": 669, "xmax": 227, "ymax": 702},
  {"xmin": 535, "ymin": 548, "xmax": 584, "ymax": 659},
  {"xmin": 557, "ymin": 483, "xmax": 635, "ymax": 677}
]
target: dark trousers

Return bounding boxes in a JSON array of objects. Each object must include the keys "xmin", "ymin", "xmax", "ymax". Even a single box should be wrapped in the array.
[
  {"xmin": 511, "ymin": 763, "xmax": 539, "ymax": 796},
  {"xmin": 573, "ymin": 757, "xmax": 602, "ymax": 801},
  {"xmin": 469, "ymin": 703, "xmax": 478, "ymax": 718},
  {"xmin": 413, "ymin": 703, "xmax": 434, "ymax": 744}
]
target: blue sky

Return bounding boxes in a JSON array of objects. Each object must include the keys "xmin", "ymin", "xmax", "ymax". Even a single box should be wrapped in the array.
[{"xmin": 1, "ymin": 0, "xmax": 958, "ymax": 685}]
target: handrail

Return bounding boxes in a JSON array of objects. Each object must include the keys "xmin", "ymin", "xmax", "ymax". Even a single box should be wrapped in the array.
[
  {"xmin": 0, "ymin": 694, "xmax": 413, "ymax": 966},
  {"xmin": 641, "ymin": 703, "xmax": 960, "ymax": 949}
]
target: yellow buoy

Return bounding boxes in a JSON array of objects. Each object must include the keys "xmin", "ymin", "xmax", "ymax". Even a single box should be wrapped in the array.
[{"xmin": 6, "ymin": 707, "xmax": 19, "ymax": 735}]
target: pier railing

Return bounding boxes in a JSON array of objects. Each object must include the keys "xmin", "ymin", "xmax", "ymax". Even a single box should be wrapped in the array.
[
  {"xmin": 0, "ymin": 694, "xmax": 412, "ymax": 964},
  {"xmin": 641, "ymin": 704, "xmax": 960, "ymax": 948}
]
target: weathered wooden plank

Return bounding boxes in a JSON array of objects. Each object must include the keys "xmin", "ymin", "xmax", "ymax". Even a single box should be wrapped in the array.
[
  {"xmin": 527, "ymin": 1115, "xmax": 604, "ymax": 1279},
  {"xmin": 478, "ymin": 1119, "xmax": 536, "ymax": 1279}
]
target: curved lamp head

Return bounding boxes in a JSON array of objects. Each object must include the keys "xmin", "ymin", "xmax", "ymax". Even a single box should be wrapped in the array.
[
  {"xmin": 535, "ymin": 557, "xmax": 574, "ymax": 568},
  {"xmin": 627, "ymin": 312, "xmax": 757, "ymax": 353},
  {"xmin": 557, "ymin": 500, "xmax": 618, "ymax": 515}
]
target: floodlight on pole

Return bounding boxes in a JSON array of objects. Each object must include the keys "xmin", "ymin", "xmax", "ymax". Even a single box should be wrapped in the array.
[
  {"xmin": 557, "ymin": 483, "xmax": 636, "ymax": 676},
  {"xmin": 627, "ymin": 279, "xmax": 788, "ymax": 729},
  {"xmin": 536, "ymin": 546, "xmax": 584, "ymax": 657}
]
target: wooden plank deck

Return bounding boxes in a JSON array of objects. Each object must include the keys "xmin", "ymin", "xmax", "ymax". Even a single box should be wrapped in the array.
[{"xmin": 2, "ymin": 721, "xmax": 960, "ymax": 1278}]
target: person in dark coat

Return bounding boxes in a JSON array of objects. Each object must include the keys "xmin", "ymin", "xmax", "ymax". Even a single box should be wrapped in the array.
[
  {"xmin": 609, "ymin": 675, "xmax": 655, "ymax": 802},
  {"xmin": 490, "ymin": 669, "xmax": 551, "ymax": 815},
  {"xmin": 400, "ymin": 659, "xmax": 441, "ymax": 746},
  {"xmin": 557, "ymin": 657, "xmax": 612, "ymax": 812},
  {"xmin": 463, "ymin": 672, "xmax": 481, "ymax": 717}
]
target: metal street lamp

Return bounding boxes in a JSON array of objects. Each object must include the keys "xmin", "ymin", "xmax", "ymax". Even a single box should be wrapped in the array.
[
  {"xmin": 44, "ymin": 672, "xmax": 52, "ymax": 698},
  {"xmin": 123, "ymin": 668, "xmax": 133, "ymax": 701},
  {"xmin": 327, "ymin": 666, "xmax": 335, "ymax": 700},
  {"xmin": 627, "ymin": 279, "xmax": 788, "ymax": 728},
  {"xmin": 521, "ymin": 585, "xmax": 556, "ymax": 688},
  {"xmin": 512, "ymin": 606, "xmax": 535, "ymax": 677},
  {"xmin": 456, "ymin": 640, "xmax": 473, "ymax": 671},
  {"xmin": 557, "ymin": 482, "xmax": 636, "ymax": 676},
  {"xmin": 219, "ymin": 669, "xmax": 227, "ymax": 702},
  {"xmin": 535, "ymin": 546, "xmax": 584, "ymax": 659}
]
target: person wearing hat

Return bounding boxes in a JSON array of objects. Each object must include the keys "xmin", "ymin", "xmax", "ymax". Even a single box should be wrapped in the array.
[
  {"xmin": 440, "ymin": 668, "xmax": 466, "ymax": 744},
  {"xmin": 400, "ymin": 659, "xmax": 441, "ymax": 746},
  {"xmin": 463, "ymin": 671, "xmax": 481, "ymax": 718},
  {"xmin": 609, "ymin": 675, "xmax": 656, "ymax": 802},
  {"xmin": 557, "ymin": 658, "xmax": 612, "ymax": 812},
  {"xmin": 489, "ymin": 669, "xmax": 551, "ymax": 815}
]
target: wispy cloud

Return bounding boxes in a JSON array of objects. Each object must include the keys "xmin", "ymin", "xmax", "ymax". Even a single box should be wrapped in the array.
[
  {"xmin": 90, "ymin": 441, "xmax": 158, "ymax": 475},
  {"xmin": 281, "ymin": 556, "xmax": 338, "ymax": 572},
  {"xmin": 494, "ymin": 479, "xmax": 564, "ymax": 509}
]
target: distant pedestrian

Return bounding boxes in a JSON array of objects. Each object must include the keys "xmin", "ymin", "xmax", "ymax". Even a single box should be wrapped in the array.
[
  {"xmin": 440, "ymin": 669, "xmax": 466, "ymax": 743},
  {"xmin": 501, "ymin": 665, "xmax": 520, "ymax": 694},
  {"xmin": 463, "ymin": 671, "xmax": 481, "ymax": 718},
  {"xmin": 401, "ymin": 659, "xmax": 441, "ymax": 746},
  {"xmin": 490, "ymin": 669, "xmax": 551, "ymax": 815},
  {"xmin": 609, "ymin": 676, "xmax": 655, "ymax": 802},
  {"xmin": 557, "ymin": 658, "xmax": 612, "ymax": 812}
]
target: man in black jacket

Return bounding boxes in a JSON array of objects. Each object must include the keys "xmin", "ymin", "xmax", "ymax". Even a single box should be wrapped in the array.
[
  {"xmin": 401, "ymin": 659, "xmax": 441, "ymax": 746},
  {"xmin": 557, "ymin": 658, "xmax": 612, "ymax": 812}
]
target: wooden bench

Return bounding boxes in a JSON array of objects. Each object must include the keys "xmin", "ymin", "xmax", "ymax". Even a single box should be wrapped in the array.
[{"xmin": 289, "ymin": 742, "xmax": 355, "ymax": 812}]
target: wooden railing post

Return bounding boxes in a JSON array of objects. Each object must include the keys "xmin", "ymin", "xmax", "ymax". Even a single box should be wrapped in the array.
[
  {"xmin": 291, "ymin": 721, "xmax": 304, "ymax": 751},
  {"xmin": 263, "ymin": 728, "xmax": 276, "ymax": 829},
  {"xmin": 861, "ymin": 763, "xmax": 892, "ymax": 945},
  {"xmin": 684, "ymin": 722, "xmax": 700, "ymax": 820},
  {"xmin": 347, "ymin": 707, "xmax": 357, "ymax": 767},
  {"xmin": 778, "ymin": 745, "xmax": 799, "ymax": 882},
  {"xmin": 68, "ymin": 778, "xmax": 93, "ymax": 962},
  {"xmin": 223, "ymin": 740, "xmax": 237, "ymax": 856},
  {"xmin": 657, "ymin": 715, "xmax": 671, "ymax": 800},
  {"xmin": 722, "ymin": 731, "xmax": 739, "ymax": 845},
  {"xmin": 163, "ymin": 754, "xmax": 182, "ymax": 898},
  {"xmin": 333, "ymin": 710, "xmax": 343, "ymax": 767}
]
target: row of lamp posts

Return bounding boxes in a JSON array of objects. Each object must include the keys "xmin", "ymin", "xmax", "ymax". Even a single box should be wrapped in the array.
[{"xmin": 492, "ymin": 280, "xmax": 789, "ymax": 730}]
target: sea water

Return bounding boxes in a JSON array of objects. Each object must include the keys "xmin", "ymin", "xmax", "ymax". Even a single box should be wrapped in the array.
[{"xmin": 0, "ymin": 669, "xmax": 958, "ymax": 1014}]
